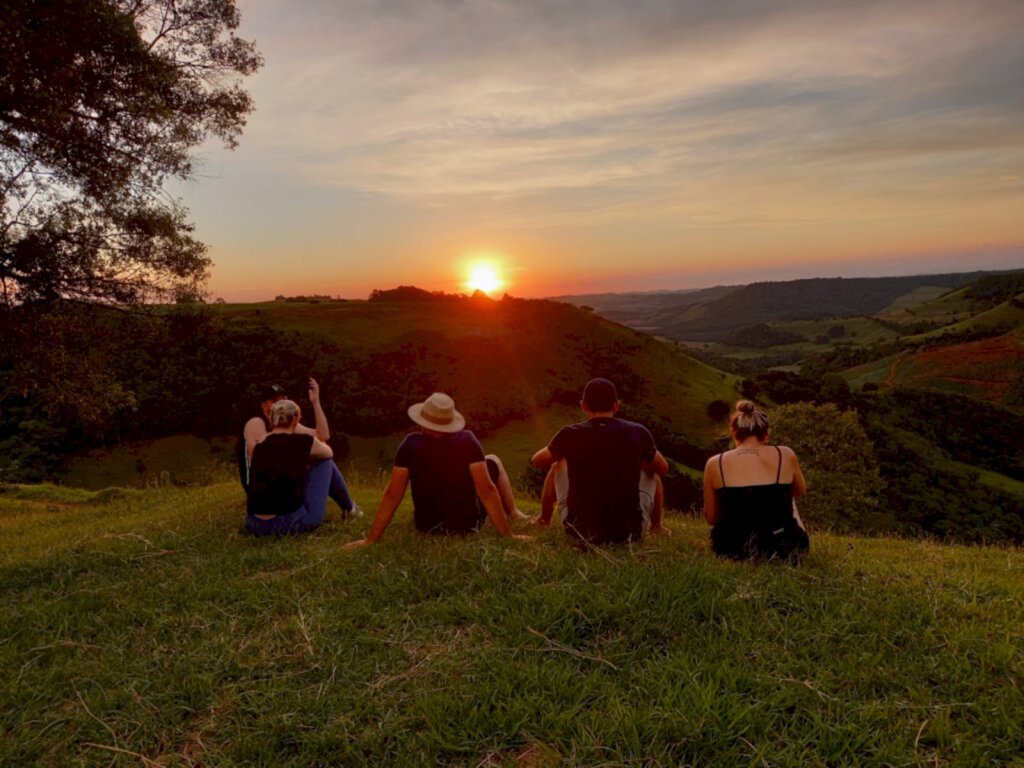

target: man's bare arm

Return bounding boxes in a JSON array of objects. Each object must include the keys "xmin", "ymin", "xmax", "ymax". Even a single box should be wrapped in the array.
[
  {"xmin": 343, "ymin": 467, "xmax": 409, "ymax": 548},
  {"xmin": 308, "ymin": 377, "xmax": 330, "ymax": 442},
  {"xmin": 530, "ymin": 445, "xmax": 556, "ymax": 469},
  {"xmin": 244, "ymin": 417, "xmax": 268, "ymax": 461},
  {"xmin": 469, "ymin": 462, "xmax": 513, "ymax": 537},
  {"xmin": 641, "ymin": 450, "xmax": 669, "ymax": 477}
]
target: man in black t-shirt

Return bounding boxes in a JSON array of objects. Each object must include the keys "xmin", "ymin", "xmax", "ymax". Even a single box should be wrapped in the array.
[
  {"xmin": 343, "ymin": 393, "xmax": 529, "ymax": 547},
  {"xmin": 531, "ymin": 378, "xmax": 669, "ymax": 545}
]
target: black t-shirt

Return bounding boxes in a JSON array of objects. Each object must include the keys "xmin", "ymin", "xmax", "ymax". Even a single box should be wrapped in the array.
[
  {"xmin": 548, "ymin": 417, "xmax": 657, "ymax": 544},
  {"xmin": 394, "ymin": 430, "xmax": 488, "ymax": 534},
  {"xmin": 247, "ymin": 433, "xmax": 314, "ymax": 516}
]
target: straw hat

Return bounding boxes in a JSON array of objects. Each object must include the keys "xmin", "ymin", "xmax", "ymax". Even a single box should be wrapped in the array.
[{"xmin": 407, "ymin": 392, "xmax": 466, "ymax": 433}]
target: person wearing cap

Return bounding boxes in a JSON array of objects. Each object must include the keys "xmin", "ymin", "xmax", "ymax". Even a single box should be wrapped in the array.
[
  {"xmin": 343, "ymin": 392, "xmax": 528, "ymax": 547},
  {"xmin": 530, "ymin": 377, "xmax": 669, "ymax": 545},
  {"xmin": 239, "ymin": 378, "xmax": 331, "ymax": 492},
  {"xmin": 246, "ymin": 399, "xmax": 356, "ymax": 536}
]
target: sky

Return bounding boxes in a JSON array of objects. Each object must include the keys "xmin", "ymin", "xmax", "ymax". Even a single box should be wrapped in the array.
[{"xmin": 178, "ymin": 0, "xmax": 1024, "ymax": 301}]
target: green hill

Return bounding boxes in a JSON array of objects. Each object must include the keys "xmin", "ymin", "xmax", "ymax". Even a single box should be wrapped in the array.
[
  {"xmin": 657, "ymin": 272, "xmax": 1007, "ymax": 342},
  {"xmin": 213, "ymin": 296, "xmax": 738, "ymax": 446},
  {"xmin": 552, "ymin": 270, "xmax": 1023, "ymax": 344},
  {"xmin": 1, "ymin": 296, "xmax": 740, "ymax": 489},
  {"xmin": 2, "ymin": 481, "xmax": 1023, "ymax": 766}
]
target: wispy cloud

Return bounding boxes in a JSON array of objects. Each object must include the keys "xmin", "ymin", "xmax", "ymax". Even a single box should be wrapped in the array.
[{"xmin": 240, "ymin": 1, "xmax": 1023, "ymax": 204}]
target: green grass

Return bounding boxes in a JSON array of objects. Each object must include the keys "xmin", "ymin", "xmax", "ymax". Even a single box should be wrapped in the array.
[
  {"xmin": 881, "ymin": 286, "xmax": 958, "ymax": 313},
  {"xmin": 710, "ymin": 317, "xmax": 902, "ymax": 361},
  {"xmin": 62, "ymin": 435, "xmax": 236, "ymax": 490},
  {"xmin": 3, "ymin": 482, "xmax": 1024, "ymax": 766},
  {"xmin": 904, "ymin": 297, "xmax": 1024, "ymax": 344}
]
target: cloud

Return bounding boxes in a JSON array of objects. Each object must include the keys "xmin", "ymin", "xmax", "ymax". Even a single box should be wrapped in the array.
[{"xmin": 234, "ymin": 0, "xmax": 1023, "ymax": 220}]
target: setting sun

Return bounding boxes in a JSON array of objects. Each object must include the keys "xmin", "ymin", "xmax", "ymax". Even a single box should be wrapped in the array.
[{"xmin": 466, "ymin": 262, "xmax": 503, "ymax": 295}]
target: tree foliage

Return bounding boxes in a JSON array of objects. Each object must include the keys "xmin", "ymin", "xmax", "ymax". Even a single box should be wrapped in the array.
[
  {"xmin": 770, "ymin": 402, "xmax": 890, "ymax": 533},
  {"xmin": 0, "ymin": 0, "xmax": 261, "ymax": 305}
]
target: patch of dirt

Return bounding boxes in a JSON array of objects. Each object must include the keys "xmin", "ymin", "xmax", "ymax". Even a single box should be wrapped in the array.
[{"xmin": 897, "ymin": 333, "xmax": 1024, "ymax": 402}]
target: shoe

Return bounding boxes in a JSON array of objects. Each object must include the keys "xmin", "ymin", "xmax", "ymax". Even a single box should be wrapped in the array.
[{"xmin": 344, "ymin": 504, "xmax": 365, "ymax": 520}]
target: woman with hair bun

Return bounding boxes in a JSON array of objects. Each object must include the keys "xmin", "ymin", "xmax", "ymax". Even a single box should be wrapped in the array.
[{"xmin": 702, "ymin": 400, "xmax": 809, "ymax": 560}]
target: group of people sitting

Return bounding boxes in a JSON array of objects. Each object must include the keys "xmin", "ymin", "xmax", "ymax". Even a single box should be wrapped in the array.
[{"xmin": 240, "ymin": 377, "xmax": 810, "ymax": 560}]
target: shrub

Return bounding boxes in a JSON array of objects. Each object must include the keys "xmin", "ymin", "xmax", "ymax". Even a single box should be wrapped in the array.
[
  {"xmin": 770, "ymin": 403, "xmax": 890, "ymax": 533},
  {"xmin": 706, "ymin": 400, "xmax": 731, "ymax": 423}
]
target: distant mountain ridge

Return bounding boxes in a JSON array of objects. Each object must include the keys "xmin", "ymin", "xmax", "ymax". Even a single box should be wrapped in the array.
[{"xmin": 555, "ymin": 270, "xmax": 1023, "ymax": 341}]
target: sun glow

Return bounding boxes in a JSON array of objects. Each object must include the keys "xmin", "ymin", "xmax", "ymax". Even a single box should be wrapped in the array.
[{"xmin": 466, "ymin": 262, "xmax": 503, "ymax": 295}]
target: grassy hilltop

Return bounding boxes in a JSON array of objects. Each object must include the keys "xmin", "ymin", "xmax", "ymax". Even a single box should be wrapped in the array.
[{"xmin": 2, "ymin": 481, "xmax": 1024, "ymax": 766}]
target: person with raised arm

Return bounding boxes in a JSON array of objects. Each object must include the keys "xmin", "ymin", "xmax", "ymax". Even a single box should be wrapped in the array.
[
  {"xmin": 240, "ymin": 378, "xmax": 332, "ymax": 491},
  {"xmin": 246, "ymin": 399, "xmax": 356, "ymax": 536},
  {"xmin": 344, "ymin": 392, "xmax": 528, "ymax": 547},
  {"xmin": 702, "ymin": 400, "xmax": 809, "ymax": 560},
  {"xmin": 530, "ymin": 377, "xmax": 669, "ymax": 545}
]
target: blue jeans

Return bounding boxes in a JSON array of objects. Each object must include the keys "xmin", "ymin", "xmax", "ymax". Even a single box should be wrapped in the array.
[{"xmin": 246, "ymin": 459, "xmax": 353, "ymax": 537}]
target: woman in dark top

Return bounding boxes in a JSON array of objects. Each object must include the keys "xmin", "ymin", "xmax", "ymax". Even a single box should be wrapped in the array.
[
  {"xmin": 703, "ymin": 400, "xmax": 809, "ymax": 560},
  {"xmin": 246, "ymin": 399, "xmax": 355, "ymax": 536}
]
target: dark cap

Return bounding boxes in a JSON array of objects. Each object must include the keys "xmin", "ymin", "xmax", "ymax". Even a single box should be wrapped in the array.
[
  {"xmin": 260, "ymin": 383, "xmax": 287, "ymax": 402},
  {"xmin": 582, "ymin": 378, "xmax": 618, "ymax": 411}
]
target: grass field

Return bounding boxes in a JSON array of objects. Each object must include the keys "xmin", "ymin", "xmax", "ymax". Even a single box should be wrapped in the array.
[{"xmin": 3, "ymin": 481, "xmax": 1024, "ymax": 766}]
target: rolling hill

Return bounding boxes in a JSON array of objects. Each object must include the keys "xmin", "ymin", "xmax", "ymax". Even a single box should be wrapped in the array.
[
  {"xmin": 33, "ymin": 296, "xmax": 740, "ymax": 489},
  {"xmin": 553, "ymin": 270, "xmax": 1022, "ymax": 343}
]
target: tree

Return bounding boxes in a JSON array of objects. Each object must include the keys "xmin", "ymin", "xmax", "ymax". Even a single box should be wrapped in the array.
[
  {"xmin": 770, "ymin": 402, "xmax": 891, "ymax": 533},
  {"xmin": 0, "ymin": 0, "xmax": 261, "ymax": 306}
]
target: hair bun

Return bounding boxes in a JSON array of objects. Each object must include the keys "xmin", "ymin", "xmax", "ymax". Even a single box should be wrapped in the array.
[{"xmin": 736, "ymin": 400, "xmax": 756, "ymax": 414}]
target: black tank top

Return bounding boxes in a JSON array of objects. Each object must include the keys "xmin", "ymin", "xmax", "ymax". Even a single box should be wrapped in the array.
[
  {"xmin": 711, "ymin": 446, "xmax": 808, "ymax": 560},
  {"xmin": 246, "ymin": 433, "xmax": 314, "ymax": 516}
]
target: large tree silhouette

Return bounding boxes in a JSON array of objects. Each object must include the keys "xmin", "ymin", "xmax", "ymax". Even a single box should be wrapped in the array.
[{"xmin": 0, "ymin": 0, "xmax": 261, "ymax": 306}]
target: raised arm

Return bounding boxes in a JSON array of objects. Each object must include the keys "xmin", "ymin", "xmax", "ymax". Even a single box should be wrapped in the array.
[
  {"xmin": 470, "ymin": 461, "xmax": 513, "ymax": 537},
  {"xmin": 307, "ymin": 377, "xmax": 330, "ymax": 442},
  {"xmin": 702, "ymin": 455, "xmax": 721, "ymax": 525},
  {"xmin": 343, "ymin": 467, "xmax": 409, "ymax": 548}
]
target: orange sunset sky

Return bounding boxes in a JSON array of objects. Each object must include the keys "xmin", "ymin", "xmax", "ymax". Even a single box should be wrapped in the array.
[{"xmin": 175, "ymin": 0, "xmax": 1024, "ymax": 300}]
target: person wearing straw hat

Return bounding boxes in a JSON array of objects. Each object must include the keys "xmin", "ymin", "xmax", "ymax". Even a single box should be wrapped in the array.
[
  {"xmin": 530, "ymin": 377, "xmax": 669, "ymax": 545},
  {"xmin": 343, "ymin": 392, "xmax": 529, "ymax": 547}
]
